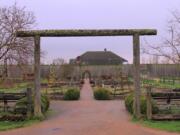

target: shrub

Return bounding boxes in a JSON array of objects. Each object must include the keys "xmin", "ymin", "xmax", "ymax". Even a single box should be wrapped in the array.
[
  {"xmin": 64, "ymin": 88, "xmax": 80, "ymax": 100},
  {"xmin": 125, "ymin": 93, "xmax": 158, "ymax": 115},
  {"xmin": 124, "ymin": 93, "xmax": 134, "ymax": 114},
  {"xmin": 94, "ymin": 88, "xmax": 111, "ymax": 100},
  {"xmin": 41, "ymin": 94, "xmax": 50, "ymax": 113},
  {"xmin": 15, "ymin": 94, "xmax": 50, "ymax": 115}
]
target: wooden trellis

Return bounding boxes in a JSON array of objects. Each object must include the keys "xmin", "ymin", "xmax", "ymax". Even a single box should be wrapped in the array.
[{"xmin": 17, "ymin": 29, "xmax": 157, "ymax": 118}]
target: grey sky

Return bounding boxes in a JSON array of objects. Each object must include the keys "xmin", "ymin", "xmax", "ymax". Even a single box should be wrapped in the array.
[{"xmin": 1, "ymin": 0, "xmax": 180, "ymax": 63}]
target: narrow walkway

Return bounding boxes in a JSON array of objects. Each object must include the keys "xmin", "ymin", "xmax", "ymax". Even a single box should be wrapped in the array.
[
  {"xmin": 80, "ymin": 79, "xmax": 94, "ymax": 100},
  {"xmin": 0, "ymin": 79, "xmax": 178, "ymax": 135}
]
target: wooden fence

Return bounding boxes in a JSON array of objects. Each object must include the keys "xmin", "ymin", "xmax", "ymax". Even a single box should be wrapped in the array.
[
  {"xmin": 123, "ymin": 64, "xmax": 180, "ymax": 78},
  {"xmin": 0, "ymin": 88, "xmax": 33, "ymax": 117},
  {"xmin": 94, "ymin": 76, "xmax": 133, "ymax": 99},
  {"xmin": 146, "ymin": 86, "xmax": 180, "ymax": 120},
  {"xmin": 1, "ymin": 64, "xmax": 180, "ymax": 79}
]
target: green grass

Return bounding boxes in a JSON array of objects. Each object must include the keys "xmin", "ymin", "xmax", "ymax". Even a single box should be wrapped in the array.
[
  {"xmin": 0, "ymin": 118, "xmax": 40, "ymax": 131},
  {"xmin": 0, "ymin": 110, "xmax": 53, "ymax": 131},
  {"xmin": 142, "ymin": 79, "xmax": 180, "ymax": 89},
  {"xmin": 41, "ymin": 79, "xmax": 48, "ymax": 83},
  {"xmin": 41, "ymin": 86, "xmax": 78, "ymax": 95},
  {"xmin": 132, "ymin": 118, "xmax": 180, "ymax": 133},
  {"xmin": 0, "ymin": 82, "xmax": 30, "ymax": 93},
  {"xmin": 0, "ymin": 80, "xmax": 78, "ymax": 94}
]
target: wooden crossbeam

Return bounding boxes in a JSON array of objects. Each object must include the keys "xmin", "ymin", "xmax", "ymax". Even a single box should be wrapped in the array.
[{"xmin": 16, "ymin": 29, "xmax": 157, "ymax": 37}]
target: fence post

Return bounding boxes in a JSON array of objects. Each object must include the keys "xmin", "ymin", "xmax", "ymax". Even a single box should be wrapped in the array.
[
  {"xmin": 27, "ymin": 88, "xmax": 33, "ymax": 118},
  {"xmin": 146, "ymin": 86, "xmax": 152, "ymax": 120},
  {"xmin": 4, "ymin": 100, "xmax": 8, "ymax": 112},
  {"xmin": 172, "ymin": 78, "xmax": 175, "ymax": 85}
]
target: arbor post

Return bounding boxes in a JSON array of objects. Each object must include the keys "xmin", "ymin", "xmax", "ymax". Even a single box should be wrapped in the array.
[
  {"xmin": 34, "ymin": 35, "xmax": 42, "ymax": 117},
  {"xmin": 133, "ymin": 34, "xmax": 141, "ymax": 119}
]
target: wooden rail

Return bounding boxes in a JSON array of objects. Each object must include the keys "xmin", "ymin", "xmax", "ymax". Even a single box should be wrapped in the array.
[
  {"xmin": 0, "ymin": 88, "xmax": 33, "ymax": 117},
  {"xmin": 146, "ymin": 86, "xmax": 180, "ymax": 120}
]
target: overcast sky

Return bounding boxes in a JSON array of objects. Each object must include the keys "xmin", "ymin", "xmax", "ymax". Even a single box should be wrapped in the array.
[{"xmin": 1, "ymin": 0, "xmax": 180, "ymax": 63}]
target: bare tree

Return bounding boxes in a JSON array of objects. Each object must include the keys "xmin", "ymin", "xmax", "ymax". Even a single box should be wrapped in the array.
[
  {"xmin": 0, "ymin": 3, "xmax": 36, "ymax": 77},
  {"xmin": 142, "ymin": 10, "xmax": 180, "ymax": 64},
  {"xmin": 52, "ymin": 58, "xmax": 66, "ymax": 65}
]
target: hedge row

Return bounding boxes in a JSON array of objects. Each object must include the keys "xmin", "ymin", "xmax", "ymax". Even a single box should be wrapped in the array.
[
  {"xmin": 64, "ymin": 88, "xmax": 80, "ymax": 100},
  {"xmin": 94, "ymin": 88, "xmax": 111, "ymax": 100}
]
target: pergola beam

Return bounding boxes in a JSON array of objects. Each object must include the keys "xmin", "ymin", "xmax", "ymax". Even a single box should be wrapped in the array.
[{"xmin": 17, "ymin": 29, "xmax": 157, "ymax": 37}]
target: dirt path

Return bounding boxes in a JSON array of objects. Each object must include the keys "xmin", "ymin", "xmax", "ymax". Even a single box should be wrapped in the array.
[{"xmin": 0, "ymin": 79, "xmax": 178, "ymax": 135}]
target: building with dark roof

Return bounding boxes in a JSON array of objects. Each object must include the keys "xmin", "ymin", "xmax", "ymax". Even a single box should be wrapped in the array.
[{"xmin": 70, "ymin": 49, "xmax": 128, "ymax": 65}]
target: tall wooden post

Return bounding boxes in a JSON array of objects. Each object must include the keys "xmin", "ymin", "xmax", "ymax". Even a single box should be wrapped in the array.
[
  {"xmin": 34, "ymin": 35, "xmax": 42, "ymax": 117},
  {"xmin": 133, "ymin": 34, "xmax": 141, "ymax": 119}
]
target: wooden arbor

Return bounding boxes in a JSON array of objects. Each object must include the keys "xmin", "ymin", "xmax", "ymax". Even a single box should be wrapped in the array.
[
  {"xmin": 17, "ymin": 29, "xmax": 157, "ymax": 118},
  {"xmin": 82, "ymin": 70, "xmax": 91, "ymax": 80}
]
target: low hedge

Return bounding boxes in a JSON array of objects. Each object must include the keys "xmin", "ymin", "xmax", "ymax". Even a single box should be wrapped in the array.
[
  {"xmin": 94, "ymin": 88, "xmax": 111, "ymax": 100},
  {"xmin": 64, "ymin": 88, "xmax": 80, "ymax": 100},
  {"xmin": 15, "ymin": 94, "xmax": 50, "ymax": 115},
  {"xmin": 125, "ymin": 93, "xmax": 158, "ymax": 115}
]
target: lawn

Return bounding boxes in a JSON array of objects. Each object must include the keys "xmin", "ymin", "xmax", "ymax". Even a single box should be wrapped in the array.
[
  {"xmin": 0, "ymin": 79, "xmax": 79, "ymax": 94},
  {"xmin": 0, "ymin": 82, "xmax": 29, "ymax": 93},
  {"xmin": 142, "ymin": 78, "xmax": 180, "ymax": 89},
  {"xmin": 133, "ymin": 118, "xmax": 180, "ymax": 133},
  {"xmin": 0, "ymin": 109, "xmax": 53, "ymax": 131},
  {"xmin": 0, "ymin": 119, "xmax": 40, "ymax": 131},
  {"xmin": 0, "ymin": 78, "xmax": 48, "ymax": 93}
]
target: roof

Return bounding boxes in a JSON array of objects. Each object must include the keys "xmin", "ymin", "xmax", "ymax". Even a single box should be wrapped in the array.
[{"xmin": 76, "ymin": 51, "xmax": 127, "ymax": 65}]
